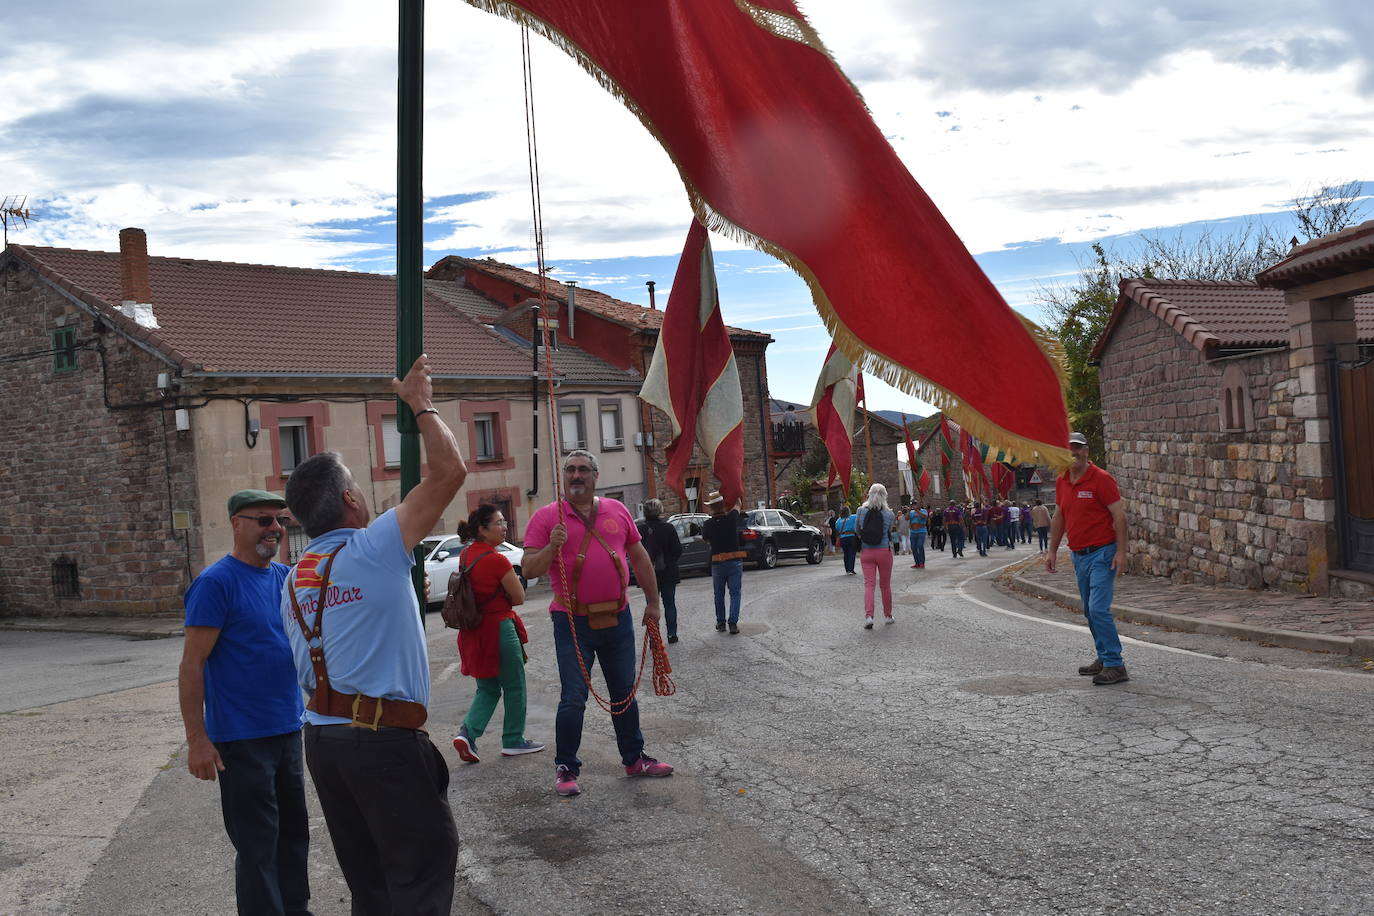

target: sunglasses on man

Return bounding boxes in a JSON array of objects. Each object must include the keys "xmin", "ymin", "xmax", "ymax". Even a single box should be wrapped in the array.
[{"xmin": 236, "ymin": 514, "xmax": 292, "ymax": 527}]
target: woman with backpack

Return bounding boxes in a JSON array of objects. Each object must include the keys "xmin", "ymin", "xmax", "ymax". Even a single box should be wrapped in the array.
[
  {"xmin": 452, "ymin": 504, "xmax": 544, "ymax": 763},
  {"xmin": 855, "ymin": 484, "xmax": 896, "ymax": 628}
]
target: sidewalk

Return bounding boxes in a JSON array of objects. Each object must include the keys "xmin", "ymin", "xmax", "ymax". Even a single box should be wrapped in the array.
[
  {"xmin": 1001, "ymin": 549, "xmax": 1374, "ymax": 659},
  {"xmin": 0, "ymin": 614, "xmax": 183, "ymax": 640}
]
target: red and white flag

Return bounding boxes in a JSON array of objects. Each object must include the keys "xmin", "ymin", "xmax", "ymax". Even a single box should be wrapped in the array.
[
  {"xmin": 901, "ymin": 413, "xmax": 929, "ymax": 499},
  {"xmin": 810, "ymin": 343, "xmax": 859, "ymax": 492},
  {"xmin": 640, "ymin": 219, "xmax": 745, "ymax": 507},
  {"xmin": 465, "ymin": 0, "xmax": 1070, "ymax": 466}
]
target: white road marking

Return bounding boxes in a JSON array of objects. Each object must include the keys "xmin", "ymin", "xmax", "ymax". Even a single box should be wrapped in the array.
[
  {"xmin": 436, "ymin": 661, "xmax": 460, "ymax": 683},
  {"xmin": 952, "ymin": 558, "xmax": 1232, "ymax": 661}
]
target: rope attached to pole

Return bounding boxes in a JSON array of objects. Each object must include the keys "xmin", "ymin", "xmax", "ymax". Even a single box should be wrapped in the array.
[{"xmin": 520, "ymin": 28, "xmax": 673, "ymax": 714}]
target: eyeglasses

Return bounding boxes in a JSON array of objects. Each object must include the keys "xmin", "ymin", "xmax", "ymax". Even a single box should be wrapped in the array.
[
  {"xmin": 564, "ymin": 465, "xmax": 596, "ymax": 475},
  {"xmin": 236, "ymin": 514, "xmax": 291, "ymax": 528}
]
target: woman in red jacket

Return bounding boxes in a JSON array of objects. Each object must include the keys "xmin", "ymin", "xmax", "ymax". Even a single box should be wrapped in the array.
[{"xmin": 452, "ymin": 505, "xmax": 544, "ymax": 762}]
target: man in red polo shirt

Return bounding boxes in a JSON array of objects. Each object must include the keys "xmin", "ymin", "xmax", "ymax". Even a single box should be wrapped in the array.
[{"xmin": 1046, "ymin": 432, "xmax": 1131, "ymax": 685}]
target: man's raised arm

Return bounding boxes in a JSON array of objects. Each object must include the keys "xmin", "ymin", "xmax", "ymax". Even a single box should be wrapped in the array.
[{"xmin": 392, "ymin": 355, "xmax": 468, "ymax": 550}]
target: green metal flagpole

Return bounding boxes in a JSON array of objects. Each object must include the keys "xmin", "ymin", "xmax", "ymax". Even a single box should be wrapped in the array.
[{"xmin": 396, "ymin": 0, "xmax": 426, "ymax": 615}]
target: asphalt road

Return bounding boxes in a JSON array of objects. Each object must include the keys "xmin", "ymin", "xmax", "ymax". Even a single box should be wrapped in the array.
[{"xmin": 4, "ymin": 549, "xmax": 1372, "ymax": 914}]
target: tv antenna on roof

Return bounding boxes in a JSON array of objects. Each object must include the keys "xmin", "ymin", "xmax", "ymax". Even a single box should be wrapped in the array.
[{"xmin": 2, "ymin": 196, "xmax": 33, "ymax": 246}]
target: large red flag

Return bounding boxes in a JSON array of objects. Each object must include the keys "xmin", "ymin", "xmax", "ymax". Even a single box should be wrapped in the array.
[
  {"xmin": 466, "ymin": 0, "xmax": 1070, "ymax": 466},
  {"xmin": 640, "ymin": 219, "xmax": 745, "ymax": 507},
  {"xmin": 809, "ymin": 343, "xmax": 859, "ymax": 492}
]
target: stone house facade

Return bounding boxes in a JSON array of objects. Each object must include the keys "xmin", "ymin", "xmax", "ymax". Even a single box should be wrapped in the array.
[
  {"xmin": 769, "ymin": 399, "xmax": 905, "ymax": 509},
  {"xmin": 0, "ymin": 230, "xmax": 645, "ymax": 616},
  {"xmin": 427, "ymin": 256, "xmax": 777, "ymax": 514},
  {"xmin": 1092, "ymin": 270, "xmax": 1373, "ymax": 597}
]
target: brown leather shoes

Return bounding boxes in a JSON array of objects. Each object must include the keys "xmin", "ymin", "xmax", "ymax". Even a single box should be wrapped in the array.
[{"xmin": 1091, "ymin": 665, "xmax": 1129, "ymax": 686}]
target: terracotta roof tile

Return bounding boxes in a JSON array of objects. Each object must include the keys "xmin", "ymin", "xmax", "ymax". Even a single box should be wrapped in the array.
[
  {"xmin": 1091, "ymin": 278, "xmax": 1374, "ymax": 362},
  {"xmin": 11, "ymin": 246, "xmax": 535, "ymax": 378},
  {"xmin": 1256, "ymin": 219, "xmax": 1374, "ymax": 289},
  {"xmin": 433, "ymin": 256, "xmax": 772, "ymax": 341}
]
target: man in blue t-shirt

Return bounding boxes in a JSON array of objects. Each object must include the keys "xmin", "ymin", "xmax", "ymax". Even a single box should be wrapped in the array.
[
  {"xmin": 282, "ymin": 356, "xmax": 467, "ymax": 916},
  {"xmin": 178, "ymin": 488, "xmax": 310, "ymax": 916}
]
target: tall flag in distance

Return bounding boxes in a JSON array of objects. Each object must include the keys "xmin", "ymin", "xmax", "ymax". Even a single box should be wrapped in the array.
[
  {"xmin": 960, "ymin": 429, "xmax": 986, "ymax": 499},
  {"xmin": 640, "ymin": 219, "xmax": 745, "ymax": 508},
  {"xmin": 901, "ymin": 413, "xmax": 919, "ymax": 500},
  {"xmin": 993, "ymin": 464, "xmax": 1016, "ymax": 499},
  {"xmin": 466, "ymin": 0, "xmax": 1071, "ymax": 466},
  {"xmin": 810, "ymin": 343, "xmax": 859, "ymax": 492},
  {"xmin": 938, "ymin": 415, "xmax": 956, "ymax": 493}
]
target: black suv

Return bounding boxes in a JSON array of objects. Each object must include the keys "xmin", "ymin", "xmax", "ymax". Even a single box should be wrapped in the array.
[{"xmin": 740, "ymin": 508, "xmax": 826, "ymax": 569}]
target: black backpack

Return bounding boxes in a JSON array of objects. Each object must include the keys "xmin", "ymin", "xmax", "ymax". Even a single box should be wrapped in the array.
[
  {"xmin": 859, "ymin": 507, "xmax": 887, "ymax": 546},
  {"xmin": 637, "ymin": 521, "xmax": 665, "ymax": 572}
]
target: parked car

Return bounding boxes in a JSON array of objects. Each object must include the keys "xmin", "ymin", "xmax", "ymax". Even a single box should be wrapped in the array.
[
  {"xmin": 629, "ymin": 514, "xmax": 712, "ymax": 585},
  {"xmin": 420, "ymin": 535, "xmax": 536, "ymax": 606},
  {"xmin": 738, "ymin": 508, "xmax": 826, "ymax": 569}
]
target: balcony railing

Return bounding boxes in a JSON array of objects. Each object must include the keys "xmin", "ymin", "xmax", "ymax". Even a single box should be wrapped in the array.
[{"xmin": 772, "ymin": 420, "xmax": 808, "ymax": 454}]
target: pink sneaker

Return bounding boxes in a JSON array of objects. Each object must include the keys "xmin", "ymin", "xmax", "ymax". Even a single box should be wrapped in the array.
[
  {"xmin": 555, "ymin": 765, "xmax": 581, "ymax": 797},
  {"xmin": 624, "ymin": 754, "xmax": 674, "ymax": 778}
]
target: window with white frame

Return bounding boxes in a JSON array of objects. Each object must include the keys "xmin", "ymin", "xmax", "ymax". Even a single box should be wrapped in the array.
[
  {"xmin": 600, "ymin": 403, "xmax": 624, "ymax": 449},
  {"xmin": 381, "ymin": 416, "xmax": 401, "ymax": 468},
  {"xmin": 474, "ymin": 413, "xmax": 500, "ymax": 460},
  {"xmin": 279, "ymin": 418, "xmax": 310, "ymax": 473},
  {"xmin": 559, "ymin": 405, "xmax": 585, "ymax": 451}
]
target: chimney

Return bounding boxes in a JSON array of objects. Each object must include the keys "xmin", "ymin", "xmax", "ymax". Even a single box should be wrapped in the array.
[
  {"xmin": 646, "ymin": 280, "xmax": 657, "ymax": 310},
  {"xmin": 117, "ymin": 227, "xmax": 159, "ymax": 328},
  {"xmin": 565, "ymin": 281, "xmax": 577, "ymax": 338}
]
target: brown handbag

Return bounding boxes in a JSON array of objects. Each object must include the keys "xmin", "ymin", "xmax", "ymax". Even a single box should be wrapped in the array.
[{"xmin": 441, "ymin": 546, "xmax": 493, "ymax": 631}]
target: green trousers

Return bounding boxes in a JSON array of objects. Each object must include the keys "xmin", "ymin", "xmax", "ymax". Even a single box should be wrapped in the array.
[{"xmin": 461, "ymin": 617, "xmax": 527, "ymax": 748}]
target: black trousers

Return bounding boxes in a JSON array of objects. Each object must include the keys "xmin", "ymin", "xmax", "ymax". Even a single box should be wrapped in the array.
[
  {"xmin": 215, "ymin": 730, "xmax": 312, "ymax": 916},
  {"xmin": 303, "ymin": 724, "xmax": 459, "ymax": 916}
]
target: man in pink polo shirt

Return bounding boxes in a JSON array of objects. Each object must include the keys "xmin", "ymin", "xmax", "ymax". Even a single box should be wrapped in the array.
[
  {"xmin": 1047, "ymin": 432, "xmax": 1131, "ymax": 685},
  {"xmin": 521, "ymin": 449, "xmax": 674, "ymax": 797}
]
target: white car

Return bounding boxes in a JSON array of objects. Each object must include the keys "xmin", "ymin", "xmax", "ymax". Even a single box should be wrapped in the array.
[{"xmin": 420, "ymin": 536, "xmax": 536, "ymax": 605}]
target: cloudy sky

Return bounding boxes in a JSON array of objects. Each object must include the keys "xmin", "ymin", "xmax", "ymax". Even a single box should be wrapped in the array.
[{"xmin": 4, "ymin": 0, "xmax": 1371, "ymax": 411}]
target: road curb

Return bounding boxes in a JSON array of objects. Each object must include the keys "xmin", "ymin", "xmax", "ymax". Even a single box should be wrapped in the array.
[
  {"xmin": 1001, "ymin": 572, "xmax": 1361, "ymax": 657},
  {"xmin": 0, "ymin": 617, "xmax": 183, "ymax": 640}
]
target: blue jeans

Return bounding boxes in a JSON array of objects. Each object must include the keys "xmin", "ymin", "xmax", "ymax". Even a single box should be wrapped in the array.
[
  {"xmin": 215, "ymin": 731, "xmax": 311, "ymax": 916},
  {"xmin": 1072, "ymin": 544, "xmax": 1124, "ymax": 667},
  {"xmin": 711, "ymin": 558, "xmax": 743, "ymax": 623},
  {"xmin": 1036, "ymin": 526, "xmax": 1050, "ymax": 551},
  {"xmin": 909, "ymin": 530, "xmax": 926, "ymax": 565},
  {"xmin": 948, "ymin": 526, "xmax": 965, "ymax": 556},
  {"xmin": 659, "ymin": 577, "xmax": 679, "ymax": 638},
  {"xmin": 550, "ymin": 609, "xmax": 644, "ymax": 771},
  {"xmin": 1001, "ymin": 521, "xmax": 1016, "ymax": 548},
  {"xmin": 975, "ymin": 524, "xmax": 990, "ymax": 554},
  {"xmin": 839, "ymin": 536, "xmax": 858, "ymax": 572}
]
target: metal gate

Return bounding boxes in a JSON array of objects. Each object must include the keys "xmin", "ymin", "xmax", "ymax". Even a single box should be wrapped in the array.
[{"xmin": 1330, "ymin": 354, "xmax": 1374, "ymax": 573}]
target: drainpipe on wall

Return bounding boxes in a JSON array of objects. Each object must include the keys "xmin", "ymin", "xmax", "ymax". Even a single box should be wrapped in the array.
[
  {"xmin": 754, "ymin": 346, "xmax": 774, "ymax": 506},
  {"xmin": 528, "ymin": 304, "xmax": 541, "ymax": 498},
  {"xmin": 566, "ymin": 281, "xmax": 576, "ymax": 338}
]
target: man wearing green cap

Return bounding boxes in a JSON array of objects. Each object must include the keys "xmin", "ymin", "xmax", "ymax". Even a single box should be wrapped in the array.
[{"xmin": 178, "ymin": 488, "xmax": 312, "ymax": 916}]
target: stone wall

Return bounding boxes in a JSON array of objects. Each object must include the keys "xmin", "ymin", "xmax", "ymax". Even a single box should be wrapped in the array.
[
  {"xmin": 1098, "ymin": 304, "xmax": 1326, "ymax": 593},
  {"xmin": 639, "ymin": 339, "xmax": 775, "ymax": 513},
  {"xmin": 0, "ymin": 260, "xmax": 200, "ymax": 616}
]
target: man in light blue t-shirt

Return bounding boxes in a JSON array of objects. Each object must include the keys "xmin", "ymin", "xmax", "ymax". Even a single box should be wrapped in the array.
[
  {"xmin": 178, "ymin": 488, "xmax": 310, "ymax": 916},
  {"xmin": 282, "ymin": 355, "xmax": 468, "ymax": 916}
]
